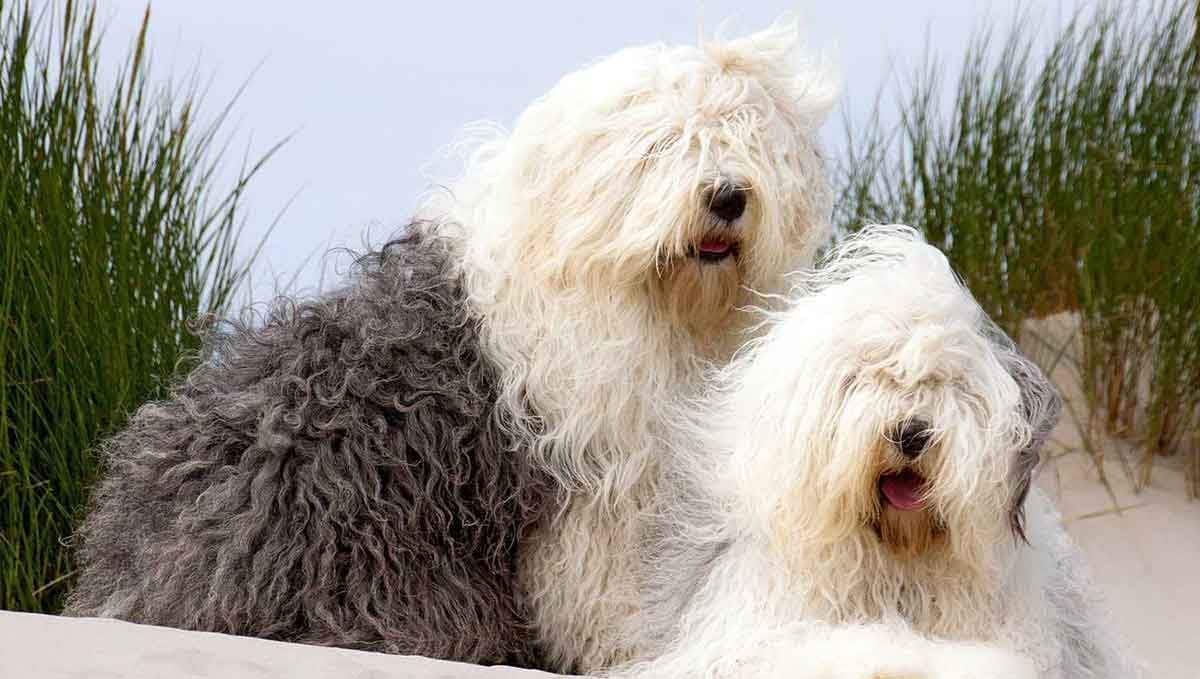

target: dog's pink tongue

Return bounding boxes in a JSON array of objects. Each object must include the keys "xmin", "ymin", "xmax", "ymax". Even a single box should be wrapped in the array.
[
  {"xmin": 880, "ymin": 471, "xmax": 926, "ymax": 511},
  {"xmin": 698, "ymin": 239, "xmax": 730, "ymax": 254}
]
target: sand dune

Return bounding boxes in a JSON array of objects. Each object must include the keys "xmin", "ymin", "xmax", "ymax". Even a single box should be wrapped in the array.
[{"xmin": 1025, "ymin": 312, "xmax": 1199, "ymax": 679}]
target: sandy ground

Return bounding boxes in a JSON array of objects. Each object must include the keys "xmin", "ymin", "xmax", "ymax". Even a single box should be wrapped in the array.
[
  {"xmin": 1037, "ymin": 446, "xmax": 1199, "ymax": 679},
  {"xmin": 0, "ymin": 609, "xmax": 552, "ymax": 679},
  {"xmin": 1025, "ymin": 313, "xmax": 1200, "ymax": 679}
]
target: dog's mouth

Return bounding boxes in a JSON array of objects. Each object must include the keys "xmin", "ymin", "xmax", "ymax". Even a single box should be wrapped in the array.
[
  {"xmin": 691, "ymin": 235, "xmax": 740, "ymax": 263},
  {"xmin": 879, "ymin": 469, "xmax": 927, "ymax": 511}
]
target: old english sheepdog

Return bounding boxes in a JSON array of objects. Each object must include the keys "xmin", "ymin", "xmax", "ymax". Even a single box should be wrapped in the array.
[
  {"xmin": 620, "ymin": 226, "xmax": 1138, "ymax": 678},
  {"xmin": 66, "ymin": 20, "xmax": 836, "ymax": 672}
]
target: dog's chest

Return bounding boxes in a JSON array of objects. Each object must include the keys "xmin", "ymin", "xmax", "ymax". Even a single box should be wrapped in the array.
[{"xmin": 518, "ymin": 481, "xmax": 656, "ymax": 674}]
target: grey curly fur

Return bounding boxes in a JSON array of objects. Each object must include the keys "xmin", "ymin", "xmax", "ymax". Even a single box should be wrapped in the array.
[{"xmin": 66, "ymin": 225, "xmax": 550, "ymax": 666}]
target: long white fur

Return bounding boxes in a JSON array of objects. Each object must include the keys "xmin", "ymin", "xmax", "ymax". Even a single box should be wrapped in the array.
[
  {"xmin": 612, "ymin": 226, "xmax": 1139, "ymax": 678},
  {"xmin": 421, "ymin": 19, "xmax": 838, "ymax": 671}
]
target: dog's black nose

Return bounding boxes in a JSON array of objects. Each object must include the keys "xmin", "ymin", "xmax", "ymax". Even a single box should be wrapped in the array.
[
  {"xmin": 894, "ymin": 420, "xmax": 932, "ymax": 460},
  {"xmin": 707, "ymin": 185, "xmax": 747, "ymax": 222}
]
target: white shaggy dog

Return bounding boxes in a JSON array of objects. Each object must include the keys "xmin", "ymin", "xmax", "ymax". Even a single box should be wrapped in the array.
[
  {"xmin": 432, "ymin": 21, "xmax": 837, "ymax": 671},
  {"xmin": 618, "ymin": 226, "xmax": 1138, "ymax": 678}
]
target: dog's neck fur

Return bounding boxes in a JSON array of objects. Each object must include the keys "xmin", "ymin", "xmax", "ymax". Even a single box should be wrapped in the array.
[
  {"xmin": 433, "ymin": 216, "xmax": 756, "ymax": 671},
  {"xmin": 766, "ymin": 533, "xmax": 1012, "ymax": 639},
  {"xmin": 475, "ymin": 287, "xmax": 719, "ymax": 672},
  {"xmin": 439, "ymin": 216, "xmax": 743, "ymax": 499}
]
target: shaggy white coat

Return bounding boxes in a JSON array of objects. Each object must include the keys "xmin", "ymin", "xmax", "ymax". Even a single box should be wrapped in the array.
[
  {"xmin": 616, "ymin": 226, "xmax": 1139, "ymax": 678},
  {"xmin": 422, "ymin": 19, "xmax": 838, "ymax": 671}
]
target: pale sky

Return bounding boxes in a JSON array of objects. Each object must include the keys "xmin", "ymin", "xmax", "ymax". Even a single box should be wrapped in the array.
[{"xmin": 90, "ymin": 1, "xmax": 1087, "ymax": 304}]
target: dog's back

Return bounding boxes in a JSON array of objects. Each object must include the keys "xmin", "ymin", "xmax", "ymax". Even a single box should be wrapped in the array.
[{"xmin": 66, "ymin": 226, "xmax": 548, "ymax": 666}]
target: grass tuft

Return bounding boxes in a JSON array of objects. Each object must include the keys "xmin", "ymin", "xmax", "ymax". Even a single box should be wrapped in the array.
[
  {"xmin": 836, "ymin": 0, "xmax": 1200, "ymax": 496},
  {"xmin": 0, "ymin": 0, "xmax": 277, "ymax": 611}
]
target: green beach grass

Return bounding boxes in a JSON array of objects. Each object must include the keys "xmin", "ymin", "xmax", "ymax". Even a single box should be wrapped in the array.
[
  {"xmin": 0, "ymin": 1, "xmax": 277, "ymax": 612},
  {"xmin": 835, "ymin": 0, "xmax": 1200, "ymax": 496}
]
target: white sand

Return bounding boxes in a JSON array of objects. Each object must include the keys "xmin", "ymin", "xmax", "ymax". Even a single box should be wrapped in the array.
[
  {"xmin": 1037, "ymin": 447, "xmax": 1199, "ymax": 679},
  {"xmin": 1025, "ymin": 313, "xmax": 1200, "ymax": 679},
  {"xmin": 0, "ymin": 609, "xmax": 554, "ymax": 679}
]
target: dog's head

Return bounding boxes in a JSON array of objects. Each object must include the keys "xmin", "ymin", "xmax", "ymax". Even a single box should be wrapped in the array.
[
  {"xmin": 449, "ymin": 19, "xmax": 836, "ymax": 345},
  {"xmin": 725, "ymin": 225, "xmax": 1061, "ymax": 573}
]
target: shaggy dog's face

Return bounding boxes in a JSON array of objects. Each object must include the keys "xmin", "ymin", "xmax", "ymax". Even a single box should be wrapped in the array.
[
  {"xmin": 487, "ymin": 24, "xmax": 835, "ymax": 341},
  {"xmin": 728, "ymin": 227, "xmax": 1061, "ymax": 582},
  {"xmin": 837, "ymin": 326, "xmax": 1056, "ymax": 560},
  {"xmin": 440, "ymin": 22, "xmax": 838, "ymax": 491}
]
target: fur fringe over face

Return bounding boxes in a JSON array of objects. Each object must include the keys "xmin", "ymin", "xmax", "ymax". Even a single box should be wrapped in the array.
[
  {"xmin": 615, "ymin": 226, "xmax": 1140, "ymax": 679},
  {"xmin": 67, "ymin": 18, "xmax": 836, "ymax": 674}
]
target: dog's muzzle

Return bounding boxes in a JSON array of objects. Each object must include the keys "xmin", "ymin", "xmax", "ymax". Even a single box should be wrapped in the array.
[
  {"xmin": 692, "ymin": 183, "xmax": 748, "ymax": 263},
  {"xmin": 879, "ymin": 420, "xmax": 933, "ymax": 511}
]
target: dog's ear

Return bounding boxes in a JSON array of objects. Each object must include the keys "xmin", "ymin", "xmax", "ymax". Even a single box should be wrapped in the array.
[
  {"xmin": 1007, "ymin": 353, "xmax": 1063, "ymax": 542},
  {"xmin": 1009, "ymin": 446, "xmax": 1040, "ymax": 542}
]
